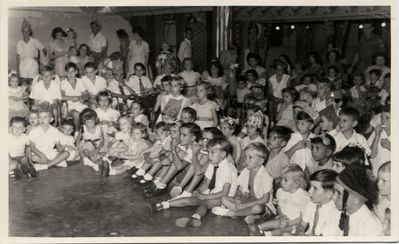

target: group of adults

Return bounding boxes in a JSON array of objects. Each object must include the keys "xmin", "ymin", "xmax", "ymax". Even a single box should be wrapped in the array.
[{"xmin": 16, "ymin": 18, "xmax": 194, "ymax": 84}]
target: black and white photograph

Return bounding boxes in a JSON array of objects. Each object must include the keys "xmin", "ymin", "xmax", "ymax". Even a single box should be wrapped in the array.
[{"xmin": 2, "ymin": 1, "xmax": 397, "ymax": 241}]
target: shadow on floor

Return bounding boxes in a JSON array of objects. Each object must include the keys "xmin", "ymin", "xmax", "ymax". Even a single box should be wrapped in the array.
[{"xmin": 9, "ymin": 164, "xmax": 248, "ymax": 237}]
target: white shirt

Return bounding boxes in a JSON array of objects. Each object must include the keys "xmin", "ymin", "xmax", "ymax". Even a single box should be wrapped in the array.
[
  {"xmin": 81, "ymin": 75, "xmax": 107, "ymax": 96},
  {"xmin": 204, "ymin": 158, "xmax": 238, "ymax": 197},
  {"xmin": 60, "ymin": 78, "xmax": 88, "ymax": 111},
  {"xmin": 190, "ymin": 100, "xmax": 218, "ymax": 130},
  {"xmin": 114, "ymin": 131, "xmax": 131, "ymax": 145},
  {"xmin": 266, "ymin": 150, "xmax": 290, "ymax": 179},
  {"xmin": 348, "ymin": 205, "xmax": 384, "ymax": 236},
  {"xmin": 95, "ymin": 107, "xmax": 120, "ymax": 123},
  {"xmin": 179, "ymin": 70, "xmax": 201, "ymax": 87},
  {"xmin": 333, "ymin": 130, "xmax": 371, "ymax": 155},
  {"xmin": 368, "ymin": 130, "xmax": 390, "ymax": 175},
  {"xmin": 29, "ymin": 125, "xmax": 62, "ymax": 155},
  {"xmin": 126, "ymin": 75, "xmax": 153, "ymax": 97},
  {"xmin": 177, "ymin": 38, "xmax": 192, "ymax": 63},
  {"xmin": 30, "ymin": 80, "xmax": 62, "ymax": 104},
  {"xmin": 133, "ymin": 114, "xmax": 149, "ymax": 127},
  {"xmin": 269, "ymin": 74, "xmax": 290, "ymax": 99},
  {"xmin": 302, "ymin": 200, "xmax": 343, "ymax": 236},
  {"xmin": 276, "ymin": 187, "xmax": 310, "ymax": 220},
  {"xmin": 16, "ymin": 37, "xmax": 44, "ymax": 78},
  {"xmin": 89, "ymin": 32, "xmax": 107, "ymax": 53},
  {"xmin": 236, "ymin": 87, "xmax": 251, "ymax": 103},
  {"xmin": 9, "ymin": 133, "xmax": 30, "ymax": 157},
  {"xmin": 284, "ymin": 132, "xmax": 316, "ymax": 171},
  {"xmin": 59, "ymin": 134, "xmax": 76, "ymax": 148}
]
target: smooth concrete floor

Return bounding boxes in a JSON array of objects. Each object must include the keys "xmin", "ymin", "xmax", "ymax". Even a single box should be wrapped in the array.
[{"xmin": 9, "ymin": 163, "xmax": 248, "ymax": 237}]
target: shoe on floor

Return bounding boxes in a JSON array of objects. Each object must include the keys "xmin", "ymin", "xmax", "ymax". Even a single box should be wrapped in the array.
[
  {"xmin": 27, "ymin": 163, "xmax": 38, "ymax": 177},
  {"xmin": 211, "ymin": 206, "xmax": 230, "ymax": 216},
  {"xmin": 143, "ymin": 183, "xmax": 157, "ymax": 193},
  {"xmin": 175, "ymin": 217, "xmax": 201, "ymax": 228},
  {"xmin": 150, "ymin": 202, "xmax": 163, "ymax": 213},
  {"xmin": 170, "ymin": 186, "xmax": 182, "ymax": 198},
  {"xmin": 143, "ymin": 187, "xmax": 167, "ymax": 198},
  {"xmin": 248, "ymin": 223, "xmax": 262, "ymax": 236}
]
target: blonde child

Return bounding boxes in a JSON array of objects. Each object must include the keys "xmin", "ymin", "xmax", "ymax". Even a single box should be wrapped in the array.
[
  {"xmin": 105, "ymin": 122, "xmax": 149, "ymax": 176},
  {"xmin": 154, "ymin": 75, "xmax": 172, "ymax": 115},
  {"xmin": 220, "ymin": 117, "xmax": 242, "ymax": 164},
  {"xmin": 374, "ymin": 162, "xmax": 391, "ymax": 236},
  {"xmin": 284, "ymin": 111, "xmax": 315, "ymax": 172},
  {"xmin": 179, "ymin": 58, "xmax": 200, "ymax": 98},
  {"xmin": 158, "ymin": 76, "xmax": 191, "ymax": 123},
  {"xmin": 29, "ymin": 102, "xmax": 69, "ymax": 171},
  {"xmin": 95, "ymin": 90, "xmax": 120, "ymax": 136},
  {"xmin": 107, "ymin": 115, "xmax": 132, "ymax": 153},
  {"xmin": 30, "ymin": 66, "xmax": 62, "ymax": 127},
  {"xmin": 9, "ymin": 72, "xmax": 29, "ymax": 118},
  {"xmin": 9, "ymin": 117, "xmax": 37, "ymax": 178},
  {"xmin": 151, "ymin": 138, "xmax": 238, "ymax": 229},
  {"xmin": 212, "ymin": 143, "xmax": 273, "ymax": 224},
  {"xmin": 190, "ymin": 82, "xmax": 218, "ymax": 129},
  {"xmin": 77, "ymin": 109, "xmax": 104, "ymax": 172},
  {"xmin": 249, "ymin": 164, "xmax": 310, "ymax": 236},
  {"xmin": 131, "ymin": 122, "xmax": 171, "ymax": 183}
]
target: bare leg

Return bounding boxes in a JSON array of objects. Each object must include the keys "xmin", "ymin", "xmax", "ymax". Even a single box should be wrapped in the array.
[
  {"xmin": 168, "ymin": 196, "xmax": 202, "ymax": 208},
  {"xmin": 71, "ymin": 110, "xmax": 80, "ymax": 132},
  {"xmin": 258, "ymin": 218, "xmax": 282, "ymax": 231},
  {"xmin": 147, "ymin": 161, "xmax": 162, "ymax": 176},
  {"xmin": 195, "ymin": 198, "xmax": 222, "ymax": 219},
  {"xmin": 184, "ymin": 174, "xmax": 204, "ymax": 193},
  {"xmin": 159, "ymin": 162, "xmax": 187, "ymax": 186},
  {"xmin": 177, "ymin": 165, "xmax": 195, "ymax": 189}
]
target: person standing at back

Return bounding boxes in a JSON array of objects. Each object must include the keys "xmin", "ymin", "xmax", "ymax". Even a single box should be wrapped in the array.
[
  {"xmin": 89, "ymin": 21, "xmax": 107, "ymax": 67},
  {"xmin": 178, "ymin": 27, "xmax": 193, "ymax": 70}
]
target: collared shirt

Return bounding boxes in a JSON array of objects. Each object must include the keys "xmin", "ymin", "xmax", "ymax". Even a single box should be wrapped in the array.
[
  {"xmin": 283, "ymin": 131, "xmax": 316, "ymax": 171},
  {"xmin": 89, "ymin": 32, "xmax": 107, "ymax": 53},
  {"xmin": 81, "ymin": 75, "xmax": 107, "ymax": 96},
  {"xmin": 178, "ymin": 38, "xmax": 192, "ymax": 63},
  {"xmin": 204, "ymin": 158, "xmax": 238, "ymax": 197},
  {"xmin": 303, "ymin": 200, "xmax": 343, "ymax": 236},
  {"xmin": 30, "ymin": 80, "xmax": 62, "ymax": 104},
  {"xmin": 333, "ymin": 130, "xmax": 371, "ymax": 155},
  {"xmin": 349, "ymin": 205, "xmax": 384, "ymax": 236},
  {"xmin": 29, "ymin": 125, "xmax": 62, "ymax": 155},
  {"xmin": 126, "ymin": 75, "xmax": 153, "ymax": 97}
]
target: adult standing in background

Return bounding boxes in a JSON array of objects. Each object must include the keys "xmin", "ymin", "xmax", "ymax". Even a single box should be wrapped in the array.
[
  {"xmin": 49, "ymin": 27, "xmax": 68, "ymax": 79},
  {"xmin": 16, "ymin": 19, "xmax": 46, "ymax": 87},
  {"xmin": 127, "ymin": 27, "xmax": 150, "ymax": 78},
  {"xmin": 177, "ymin": 27, "xmax": 193, "ymax": 70},
  {"xmin": 89, "ymin": 21, "xmax": 108, "ymax": 67},
  {"xmin": 116, "ymin": 29, "xmax": 130, "ymax": 74}
]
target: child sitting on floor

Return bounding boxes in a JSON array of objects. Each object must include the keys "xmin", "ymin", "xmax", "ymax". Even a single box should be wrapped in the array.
[
  {"xmin": 59, "ymin": 119, "xmax": 79, "ymax": 163},
  {"xmin": 212, "ymin": 143, "xmax": 273, "ymax": 225},
  {"xmin": 151, "ymin": 137, "xmax": 238, "ymax": 229},
  {"xmin": 249, "ymin": 164, "xmax": 310, "ymax": 236},
  {"xmin": 265, "ymin": 126, "xmax": 291, "ymax": 181},
  {"xmin": 9, "ymin": 116, "xmax": 37, "ymax": 178},
  {"xmin": 26, "ymin": 109, "xmax": 40, "ymax": 134}
]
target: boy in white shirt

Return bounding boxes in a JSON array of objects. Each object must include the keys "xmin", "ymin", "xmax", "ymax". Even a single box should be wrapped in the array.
[
  {"xmin": 29, "ymin": 102, "xmax": 70, "ymax": 171},
  {"xmin": 150, "ymin": 137, "xmax": 238, "ymax": 228},
  {"xmin": 295, "ymin": 169, "xmax": 342, "ymax": 236},
  {"xmin": 333, "ymin": 107, "xmax": 371, "ymax": 156},
  {"xmin": 333, "ymin": 165, "xmax": 384, "ymax": 236},
  {"xmin": 58, "ymin": 119, "xmax": 79, "ymax": 162},
  {"xmin": 81, "ymin": 62, "xmax": 107, "ymax": 107},
  {"xmin": 265, "ymin": 126, "xmax": 291, "ymax": 180},
  {"xmin": 30, "ymin": 66, "xmax": 62, "ymax": 127}
]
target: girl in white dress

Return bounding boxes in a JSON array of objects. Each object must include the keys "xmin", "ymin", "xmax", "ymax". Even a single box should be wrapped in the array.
[
  {"xmin": 8, "ymin": 72, "xmax": 29, "ymax": 119},
  {"xmin": 127, "ymin": 27, "xmax": 150, "ymax": 78},
  {"xmin": 49, "ymin": 27, "xmax": 68, "ymax": 79}
]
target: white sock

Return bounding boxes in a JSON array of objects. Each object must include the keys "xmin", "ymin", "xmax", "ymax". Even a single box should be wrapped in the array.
[
  {"xmin": 136, "ymin": 169, "xmax": 145, "ymax": 176},
  {"xmin": 153, "ymin": 177, "xmax": 161, "ymax": 184},
  {"xmin": 143, "ymin": 174, "xmax": 153, "ymax": 181},
  {"xmin": 192, "ymin": 214, "xmax": 201, "ymax": 220},
  {"xmin": 161, "ymin": 201, "xmax": 170, "ymax": 209},
  {"xmin": 157, "ymin": 182, "xmax": 167, "ymax": 189}
]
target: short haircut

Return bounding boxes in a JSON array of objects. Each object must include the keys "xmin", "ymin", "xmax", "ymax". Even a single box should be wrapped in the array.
[
  {"xmin": 245, "ymin": 142, "xmax": 269, "ymax": 165},
  {"xmin": 332, "ymin": 145, "xmax": 365, "ymax": 167},
  {"xmin": 29, "ymin": 109, "xmax": 39, "ymax": 115},
  {"xmin": 182, "ymin": 107, "xmax": 197, "ymax": 121},
  {"xmin": 282, "ymin": 87, "xmax": 299, "ymax": 101},
  {"xmin": 208, "ymin": 61, "xmax": 224, "ymax": 77},
  {"xmin": 62, "ymin": 119, "xmax": 75, "ymax": 131},
  {"xmin": 41, "ymin": 65, "xmax": 54, "ymax": 73},
  {"xmin": 339, "ymin": 106, "xmax": 360, "ymax": 122},
  {"xmin": 281, "ymin": 164, "xmax": 307, "ymax": 189},
  {"xmin": 310, "ymin": 133, "xmax": 337, "ymax": 153},
  {"xmin": 203, "ymin": 127, "xmax": 225, "ymax": 140},
  {"xmin": 197, "ymin": 81, "xmax": 216, "ymax": 101},
  {"xmin": 95, "ymin": 90, "xmax": 110, "ymax": 103},
  {"xmin": 155, "ymin": 121, "xmax": 169, "ymax": 132},
  {"xmin": 369, "ymin": 68, "xmax": 382, "ymax": 77},
  {"xmin": 180, "ymin": 122, "xmax": 202, "ymax": 142},
  {"xmin": 65, "ymin": 62, "xmax": 78, "ymax": 72},
  {"xmin": 51, "ymin": 27, "xmax": 66, "ymax": 39},
  {"xmin": 185, "ymin": 27, "xmax": 193, "ymax": 33},
  {"xmin": 116, "ymin": 29, "xmax": 129, "ymax": 39},
  {"xmin": 207, "ymin": 137, "xmax": 233, "ymax": 156},
  {"xmin": 310, "ymin": 169, "xmax": 337, "ymax": 191},
  {"xmin": 296, "ymin": 111, "xmax": 313, "ymax": 122},
  {"xmin": 269, "ymin": 126, "xmax": 293, "ymax": 143},
  {"xmin": 84, "ymin": 62, "xmax": 97, "ymax": 70},
  {"xmin": 78, "ymin": 44, "xmax": 91, "ymax": 55},
  {"xmin": 161, "ymin": 75, "xmax": 173, "ymax": 83},
  {"xmin": 245, "ymin": 69, "xmax": 259, "ymax": 80},
  {"xmin": 246, "ymin": 52, "xmax": 261, "ymax": 63},
  {"xmin": 133, "ymin": 122, "xmax": 148, "ymax": 139},
  {"xmin": 327, "ymin": 65, "xmax": 339, "ymax": 73},
  {"xmin": 172, "ymin": 76, "xmax": 185, "ymax": 87},
  {"xmin": 318, "ymin": 78, "xmax": 332, "ymax": 89},
  {"xmin": 378, "ymin": 161, "xmax": 391, "ymax": 173},
  {"xmin": 10, "ymin": 116, "xmax": 26, "ymax": 127}
]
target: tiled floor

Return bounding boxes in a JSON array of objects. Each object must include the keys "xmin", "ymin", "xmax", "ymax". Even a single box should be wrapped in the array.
[{"xmin": 9, "ymin": 164, "xmax": 248, "ymax": 237}]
